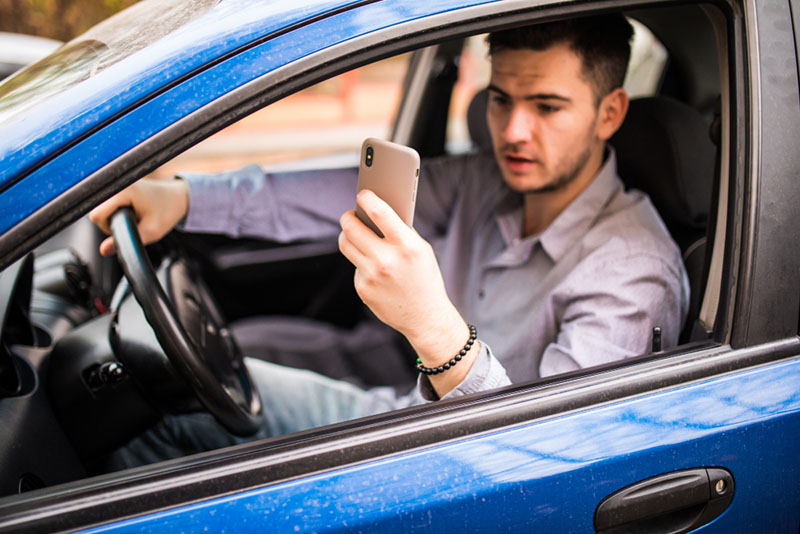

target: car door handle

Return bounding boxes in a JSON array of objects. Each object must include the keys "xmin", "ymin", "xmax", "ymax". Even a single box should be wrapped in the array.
[{"xmin": 594, "ymin": 467, "xmax": 734, "ymax": 534}]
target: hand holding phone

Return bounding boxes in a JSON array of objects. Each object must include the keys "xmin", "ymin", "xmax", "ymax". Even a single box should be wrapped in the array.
[{"xmin": 355, "ymin": 138, "xmax": 420, "ymax": 238}]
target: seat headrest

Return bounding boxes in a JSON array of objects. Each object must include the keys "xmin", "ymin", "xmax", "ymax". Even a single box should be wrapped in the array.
[
  {"xmin": 467, "ymin": 88, "xmax": 493, "ymax": 153},
  {"xmin": 465, "ymin": 90, "xmax": 715, "ymax": 249},
  {"xmin": 609, "ymin": 96, "xmax": 715, "ymax": 248}
]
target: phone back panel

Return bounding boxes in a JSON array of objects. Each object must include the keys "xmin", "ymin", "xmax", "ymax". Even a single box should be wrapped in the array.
[{"xmin": 355, "ymin": 138, "xmax": 420, "ymax": 237}]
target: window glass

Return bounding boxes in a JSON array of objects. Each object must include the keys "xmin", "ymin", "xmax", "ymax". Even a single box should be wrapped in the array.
[
  {"xmin": 625, "ymin": 19, "xmax": 669, "ymax": 98},
  {"xmin": 0, "ymin": 0, "xmax": 220, "ymax": 124},
  {"xmin": 152, "ymin": 54, "xmax": 411, "ymax": 177},
  {"xmin": 445, "ymin": 20, "xmax": 669, "ymax": 153},
  {"xmin": 446, "ymin": 35, "xmax": 491, "ymax": 154}
]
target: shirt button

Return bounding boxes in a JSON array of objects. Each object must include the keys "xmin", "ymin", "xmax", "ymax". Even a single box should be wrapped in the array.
[{"xmin": 478, "ymin": 290, "xmax": 485, "ymax": 299}]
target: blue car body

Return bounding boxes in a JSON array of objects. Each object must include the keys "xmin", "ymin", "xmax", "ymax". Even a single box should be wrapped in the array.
[
  {"xmin": 1, "ymin": 0, "xmax": 799, "ymax": 532},
  {"xmin": 80, "ymin": 358, "xmax": 800, "ymax": 533}
]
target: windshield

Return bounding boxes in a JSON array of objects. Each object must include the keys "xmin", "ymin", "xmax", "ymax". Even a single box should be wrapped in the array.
[{"xmin": 0, "ymin": 0, "xmax": 220, "ymax": 124}]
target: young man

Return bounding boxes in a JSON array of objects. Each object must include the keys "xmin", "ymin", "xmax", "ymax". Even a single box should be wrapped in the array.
[{"xmin": 91, "ymin": 15, "xmax": 688, "ymax": 463}]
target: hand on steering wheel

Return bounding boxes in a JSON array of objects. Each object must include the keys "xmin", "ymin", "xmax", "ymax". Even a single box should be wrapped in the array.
[{"xmin": 110, "ymin": 207, "xmax": 263, "ymax": 436}]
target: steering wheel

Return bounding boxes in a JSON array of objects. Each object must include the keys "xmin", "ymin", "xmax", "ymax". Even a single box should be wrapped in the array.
[{"xmin": 110, "ymin": 207, "xmax": 263, "ymax": 436}]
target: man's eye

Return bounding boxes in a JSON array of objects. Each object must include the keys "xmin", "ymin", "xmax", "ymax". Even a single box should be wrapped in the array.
[
  {"xmin": 490, "ymin": 95, "xmax": 510, "ymax": 106},
  {"xmin": 538, "ymin": 103, "xmax": 560, "ymax": 114}
]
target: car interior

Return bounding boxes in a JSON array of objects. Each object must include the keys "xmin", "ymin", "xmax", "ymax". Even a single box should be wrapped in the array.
[{"xmin": 0, "ymin": 3, "xmax": 727, "ymax": 500}]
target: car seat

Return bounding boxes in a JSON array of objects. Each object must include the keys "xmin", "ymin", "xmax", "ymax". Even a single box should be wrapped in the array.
[{"xmin": 466, "ymin": 91, "xmax": 716, "ymax": 343}]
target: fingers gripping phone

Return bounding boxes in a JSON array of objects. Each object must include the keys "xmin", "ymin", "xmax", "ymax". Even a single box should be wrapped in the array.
[{"xmin": 355, "ymin": 138, "xmax": 420, "ymax": 238}]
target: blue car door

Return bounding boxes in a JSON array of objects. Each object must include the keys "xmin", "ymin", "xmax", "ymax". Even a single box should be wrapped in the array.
[{"xmin": 73, "ymin": 355, "xmax": 800, "ymax": 533}]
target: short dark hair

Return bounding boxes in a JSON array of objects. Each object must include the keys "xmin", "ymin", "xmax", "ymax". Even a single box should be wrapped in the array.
[{"xmin": 487, "ymin": 15, "xmax": 634, "ymax": 102}]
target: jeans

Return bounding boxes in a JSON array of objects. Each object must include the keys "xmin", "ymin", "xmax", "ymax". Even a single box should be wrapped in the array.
[{"xmin": 106, "ymin": 358, "xmax": 419, "ymax": 470}]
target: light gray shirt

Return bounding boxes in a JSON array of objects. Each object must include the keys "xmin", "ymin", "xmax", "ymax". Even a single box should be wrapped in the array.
[{"xmin": 182, "ymin": 149, "xmax": 689, "ymax": 403}]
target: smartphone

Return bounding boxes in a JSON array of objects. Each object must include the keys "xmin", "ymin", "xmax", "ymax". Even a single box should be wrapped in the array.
[{"xmin": 355, "ymin": 138, "xmax": 420, "ymax": 237}]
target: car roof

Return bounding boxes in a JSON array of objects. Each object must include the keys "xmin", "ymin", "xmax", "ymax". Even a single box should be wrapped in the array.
[{"xmin": 0, "ymin": 0, "xmax": 380, "ymax": 189}]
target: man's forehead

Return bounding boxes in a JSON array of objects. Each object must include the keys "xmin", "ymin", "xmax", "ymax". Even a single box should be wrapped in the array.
[{"xmin": 489, "ymin": 44, "xmax": 584, "ymax": 84}]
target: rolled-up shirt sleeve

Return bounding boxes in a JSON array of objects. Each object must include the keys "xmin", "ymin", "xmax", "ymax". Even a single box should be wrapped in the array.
[
  {"xmin": 179, "ymin": 158, "xmax": 465, "ymax": 243},
  {"xmin": 180, "ymin": 164, "xmax": 358, "ymax": 242}
]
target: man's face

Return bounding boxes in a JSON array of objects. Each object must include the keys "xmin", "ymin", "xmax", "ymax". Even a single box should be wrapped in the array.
[{"xmin": 487, "ymin": 43, "xmax": 603, "ymax": 194}]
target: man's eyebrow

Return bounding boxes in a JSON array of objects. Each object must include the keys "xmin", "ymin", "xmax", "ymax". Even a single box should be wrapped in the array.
[{"xmin": 486, "ymin": 84, "xmax": 572, "ymax": 103}]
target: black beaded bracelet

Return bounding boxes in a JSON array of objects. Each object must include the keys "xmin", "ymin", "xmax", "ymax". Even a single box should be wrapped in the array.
[{"xmin": 416, "ymin": 324, "xmax": 477, "ymax": 375}]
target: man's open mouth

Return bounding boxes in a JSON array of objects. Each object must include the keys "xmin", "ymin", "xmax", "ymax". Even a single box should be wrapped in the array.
[
  {"xmin": 504, "ymin": 153, "xmax": 538, "ymax": 173},
  {"xmin": 506, "ymin": 154, "xmax": 534, "ymax": 163}
]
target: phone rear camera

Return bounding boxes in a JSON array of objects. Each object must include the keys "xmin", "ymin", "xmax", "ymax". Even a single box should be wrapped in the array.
[{"xmin": 365, "ymin": 146, "xmax": 373, "ymax": 167}]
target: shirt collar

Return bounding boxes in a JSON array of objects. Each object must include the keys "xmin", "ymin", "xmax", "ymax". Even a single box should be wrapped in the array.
[
  {"xmin": 493, "ymin": 148, "xmax": 623, "ymax": 262},
  {"xmin": 539, "ymin": 148, "xmax": 623, "ymax": 261}
]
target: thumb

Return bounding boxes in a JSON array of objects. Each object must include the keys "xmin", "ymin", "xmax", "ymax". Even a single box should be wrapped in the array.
[
  {"xmin": 99, "ymin": 236, "xmax": 116, "ymax": 257},
  {"xmin": 356, "ymin": 189, "xmax": 409, "ymax": 241}
]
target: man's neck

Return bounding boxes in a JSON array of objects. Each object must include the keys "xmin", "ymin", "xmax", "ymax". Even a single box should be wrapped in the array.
[{"xmin": 522, "ymin": 145, "xmax": 605, "ymax": 237}]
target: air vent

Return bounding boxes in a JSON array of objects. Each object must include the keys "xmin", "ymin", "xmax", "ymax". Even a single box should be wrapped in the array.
[{"xmin": 18, "ymin": 472, "xmax": 46, "ymax": 493}]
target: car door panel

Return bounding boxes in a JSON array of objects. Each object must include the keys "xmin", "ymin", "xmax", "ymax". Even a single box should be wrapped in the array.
[{"xmin": 77, "ymin": 352, "xmax": 800, "ymax": 533}]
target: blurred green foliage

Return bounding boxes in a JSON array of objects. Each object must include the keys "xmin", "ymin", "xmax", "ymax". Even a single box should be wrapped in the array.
[{"xmin": 0, "ymin": 0, "xmax": 140, "ymax": 41}]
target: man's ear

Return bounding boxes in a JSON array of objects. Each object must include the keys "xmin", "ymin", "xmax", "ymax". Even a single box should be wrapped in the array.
[{"xmin": 595, "ymin": 87, "xmax": 629, "ymax": 141}]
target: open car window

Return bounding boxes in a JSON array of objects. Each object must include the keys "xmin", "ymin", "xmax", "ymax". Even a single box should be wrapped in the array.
[
  {"xmin": 152, "ymin": 53, "xmax": 411, "ymax": 178},
  {"xmin": 98, "ymin": 4, "xmax": 719, "ymax": 456},
  {"xmin": 13, "ymin": 6, "xmax": 723, "ymax": 461}
]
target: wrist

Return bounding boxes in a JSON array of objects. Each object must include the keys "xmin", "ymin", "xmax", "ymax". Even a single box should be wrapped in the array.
[
  {"xmin": 416, "ymin": 324, "xmax": 477, "ymax": 375},
  {"xmin": 407, "ymin": 308, "xmax": 469, "ymax": 366},
  {"xmin": 419, "ymin": 328, "xmax": 481, "ymax": 399}
]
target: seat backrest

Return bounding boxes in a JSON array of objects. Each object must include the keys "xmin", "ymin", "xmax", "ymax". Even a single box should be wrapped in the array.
[
  {"xmin": 610, "ymin": 96, "xmax": 715, "ymax": 343},
  {"xmin": 466, "ymin": 91, "xmax": 716, "ymax": 343}
]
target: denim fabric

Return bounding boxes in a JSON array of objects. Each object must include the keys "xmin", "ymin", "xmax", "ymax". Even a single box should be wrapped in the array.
[{"xmin": 106, "ymin": 359, "xmax": 399, "ymax": 469}]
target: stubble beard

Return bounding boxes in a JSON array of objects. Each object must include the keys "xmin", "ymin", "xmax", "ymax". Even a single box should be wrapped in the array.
[{"xmin": 519, "ymin": 141, "xmax": 594, "ymax": 194}]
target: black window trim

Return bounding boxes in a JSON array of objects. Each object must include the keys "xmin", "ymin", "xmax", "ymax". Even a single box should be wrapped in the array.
[{"xmin": 729, "ymin": 0, "xmax": 800, "ymax": 346}]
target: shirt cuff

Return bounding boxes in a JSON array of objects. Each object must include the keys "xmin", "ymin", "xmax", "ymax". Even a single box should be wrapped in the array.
[{"xmin": 416, "ymin": 340, "xmax": 511, "ymax": 401}]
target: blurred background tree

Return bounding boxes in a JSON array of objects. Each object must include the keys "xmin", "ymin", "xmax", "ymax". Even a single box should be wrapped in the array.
[{"xmin": 0, "ymin": 0, "xmax": 140, "ymax": 41}]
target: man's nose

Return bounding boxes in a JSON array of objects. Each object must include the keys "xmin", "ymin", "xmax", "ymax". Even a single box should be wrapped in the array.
[{"xmin": 503, "ymin": 105, "xmax": 534, "ymax": 143}]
